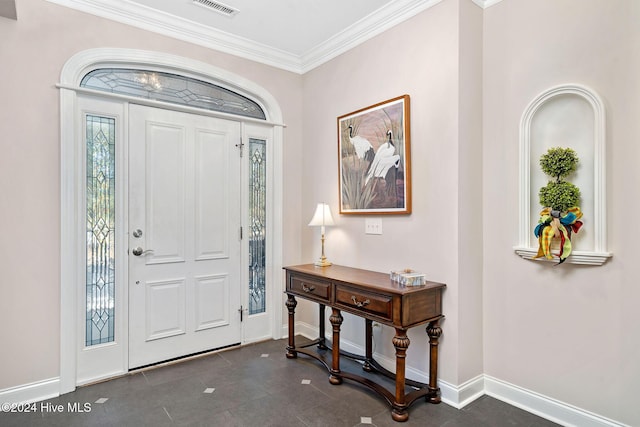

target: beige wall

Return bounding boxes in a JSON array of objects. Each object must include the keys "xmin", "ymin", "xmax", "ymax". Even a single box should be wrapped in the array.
[
  {"xmin": 0, "ymin": 0, "xmax": 303, "ymax": 390},
  {"xmin": 300, "ymin": 0, "xmax": 484, "ymax": 386},
  {"xmin": 483, "ymin": 0, "xmax": 640, "ymax": 425},
  {"xmin": 1, "ymin": 0, "xmax": 636, "ymax": 424}
]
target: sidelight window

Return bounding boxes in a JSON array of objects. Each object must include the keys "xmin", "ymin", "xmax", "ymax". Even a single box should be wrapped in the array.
[
  {"xmin": 85, "ymin": 115, "xmax": 116, "ymax": 346},
  {"xmin": 248, "ymin": 138, "xmax": 266, "ymax": 315}
]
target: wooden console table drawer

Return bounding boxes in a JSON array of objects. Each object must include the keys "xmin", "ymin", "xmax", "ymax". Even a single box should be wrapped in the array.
[
  {"xmin": 335, "ymin": 285, "xmax": 392, "ymax": 321},
  {"xmin": 287, "ymin": 273, "xmax": 331, "ymax": 302}
]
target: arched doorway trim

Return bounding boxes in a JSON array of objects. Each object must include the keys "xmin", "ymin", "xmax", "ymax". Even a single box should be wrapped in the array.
[{"xmin": 59, "ymin": 48, "xmax": 284, "ymax": 394}]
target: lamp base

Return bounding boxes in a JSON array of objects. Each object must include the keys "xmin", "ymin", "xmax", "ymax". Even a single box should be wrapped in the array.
[
  {"xmin": 314, "ymin": 258, "xmax": 332, "ymax": 267},
  {"xmin": 315, "ymin": 234, "xmax": 331, "ymax": 267}
]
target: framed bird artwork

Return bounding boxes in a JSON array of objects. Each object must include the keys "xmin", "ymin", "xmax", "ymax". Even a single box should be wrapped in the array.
[{"xmin": 337, "ymin": 95, "xmax": 411, "ymax": 214}]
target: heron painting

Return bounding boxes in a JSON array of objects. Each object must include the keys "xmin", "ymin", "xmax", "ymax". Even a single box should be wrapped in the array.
[{"xmin": 338, "ymin": 95, "xmax": 411, "ymax": 214}]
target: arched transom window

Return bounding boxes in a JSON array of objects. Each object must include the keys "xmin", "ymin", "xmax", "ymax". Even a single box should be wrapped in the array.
[{"xmin": 81, "ymin": 68, "xmax": 266, "ymax": 120}]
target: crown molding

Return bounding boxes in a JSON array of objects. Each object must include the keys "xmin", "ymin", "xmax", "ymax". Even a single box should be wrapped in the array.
[
  {"xmin": 301, "ymin": 0, "xmax": 443, "ymax": 73},
  {"xmin": 483, "ymin": 0, "xmax": 506, "ymax": 8},
  {"xmin": 45, "ymin": 0, "xmax": 304, "ymax": 73},
  {"xmin": 46, "ymin": 0, "xmax": 446, "ymax": 74},
  {"xmin": 0, "ymin": 0, "xmax": 17, "ymax": 20},
  {"xmin": 471, "ymin": 0, "xmax": 505, "ymax": 8}
]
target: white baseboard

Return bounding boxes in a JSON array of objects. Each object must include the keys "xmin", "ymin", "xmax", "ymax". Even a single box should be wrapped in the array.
[
  {"xmin": 332, "ymin": 337, "xmax": 485, "ymax": 410},
  {"xmin": 0, "ymin": 377, "xmax": 60, "ymax": 405},
  {"xmin": 448, "ymin": 374, "xmax": 486, "ymax": 409},
  {"xmin": 1, "ymin": 336, "xmax": 629, "ymax": 427},
  {"xmin": 485, "ymin": 375, "xmax": 629, "ymax": 427},
  {"xmin": 283, "ymin": 322, "xmax": 627, "ymax": 426},
  {"xmin": 287, "ymin": 321, "xmax": 477, "ymax": 408}
]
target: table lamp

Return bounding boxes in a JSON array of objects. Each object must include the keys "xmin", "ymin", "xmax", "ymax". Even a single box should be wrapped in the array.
[{"xmin": 308, "ymin": 203, "xmax": 335, "ymax": 267}]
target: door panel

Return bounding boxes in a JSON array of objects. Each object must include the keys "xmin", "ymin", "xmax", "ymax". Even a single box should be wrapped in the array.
[
  {"xmin": 145, "ymin": 121, "xmax": 186, "ymax": 264},
  {"xmin": 194, "ymin": 274, "xmax": 229, "ymax": 330},
  {"xmin": 145, "ymin": 278, "xmax": 186, "ymax": 340},
  {"xmin": 129, "ymin": 104, "xmax": 241, "ymax": 369},
  {"xmin": 194, "ymin": 129, "xmax": 231, "ymax": 260}
]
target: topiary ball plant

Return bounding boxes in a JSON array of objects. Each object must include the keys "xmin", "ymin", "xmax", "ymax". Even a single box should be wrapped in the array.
[
  {"xmin": 538, "ymin": 147, "xmax": 580, "ymax": 212},
  {"xmin": 539, "ymin": 180, "xmax": 581, "ymax": 213},
  {"xmin": 539, "ymin": 147, "xmax": 579, "ymax": 181},
  {"xmin": 533, "ymin": 147, "xmax": 584, "ymax": 263}
]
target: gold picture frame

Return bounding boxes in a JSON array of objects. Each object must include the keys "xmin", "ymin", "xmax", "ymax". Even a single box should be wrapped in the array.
[{"xmin": 338, "ymin": 95, "xmax": 411, "ymax": 214}]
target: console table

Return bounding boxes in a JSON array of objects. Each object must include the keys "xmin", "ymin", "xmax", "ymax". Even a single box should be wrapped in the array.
[{"xmin": 284, "ymin": 264, "xmax": 445, "ymax": 422}]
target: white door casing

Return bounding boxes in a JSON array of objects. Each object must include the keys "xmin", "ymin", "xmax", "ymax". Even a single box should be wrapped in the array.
[
  {"xmin": 60, "ymin": 48, "xmax": 285, "ymax": 394},
  {"xmin": 128, "ymin": 105, "xmax": 242, "ymax": 368}
]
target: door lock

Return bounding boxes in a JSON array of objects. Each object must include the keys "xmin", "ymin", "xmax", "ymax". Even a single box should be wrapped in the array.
[{"xmin": 132, "ymin": 229, "xmax": 143, "ymax": 238}]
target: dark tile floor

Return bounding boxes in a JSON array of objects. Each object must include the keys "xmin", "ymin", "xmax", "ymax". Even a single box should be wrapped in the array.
[{"xmin": 0, "ymin": 338, "xmax": 559, "ymax": 426}]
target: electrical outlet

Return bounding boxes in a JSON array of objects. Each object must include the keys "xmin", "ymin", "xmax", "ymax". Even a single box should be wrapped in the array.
[{"xmin": 365, "ymin": 218, "xmax": 382, "ymax": 235}]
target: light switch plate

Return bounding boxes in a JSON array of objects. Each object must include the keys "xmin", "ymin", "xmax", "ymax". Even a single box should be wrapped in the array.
[{"xmin": 365, "ymin": 218, "xmax": 382, "ymax": 235}]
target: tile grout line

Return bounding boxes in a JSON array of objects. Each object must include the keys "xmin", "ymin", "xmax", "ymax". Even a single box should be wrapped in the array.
[
  {"xmin": 141, "ymin": 370, "xmax": 150, "ymax": 385},
  {"xmin": 295, "ymin": 414, "xmax": 312, "ymax": 426},
  {"xmin": 162, "ymin": 406, "xmax": 174, "ymax": 422}
]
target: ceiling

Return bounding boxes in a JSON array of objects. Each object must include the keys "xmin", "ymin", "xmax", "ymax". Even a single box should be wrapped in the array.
[
  {"xmin": 128, "ymin": 0, "xmax": 392, "ymax": 57},
  {"xmin": 43, "ymin": 0, "xmax": 497, "ymax": 73}
]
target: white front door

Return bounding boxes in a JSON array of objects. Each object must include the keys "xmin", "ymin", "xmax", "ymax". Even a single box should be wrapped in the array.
[{"xmin": 128, "ymin": 104, "xmax": 242, "ymax": 369}]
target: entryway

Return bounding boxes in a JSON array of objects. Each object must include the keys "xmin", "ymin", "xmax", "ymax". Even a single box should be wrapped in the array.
[{"xmin": 60, "ymin": 48, "xmax": 285, "ymax": 394}]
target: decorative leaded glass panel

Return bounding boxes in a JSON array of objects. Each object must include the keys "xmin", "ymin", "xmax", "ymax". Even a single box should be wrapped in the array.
[
  {"xmin": 86, "ymin": 115, "xmax": 116, "ymax": 346},
  {"xmin": 80, "ymin": 68, "xmax": 266, "ymax": 120},
  {"xmin": 249, "ymin": 138, "xmax": 266, "ymax": 315}
]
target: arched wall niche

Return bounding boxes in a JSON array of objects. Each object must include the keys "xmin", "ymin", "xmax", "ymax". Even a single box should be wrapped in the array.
[{"xmin": 514, "ymin": 84, "xmax": 612, "ymax": 265}]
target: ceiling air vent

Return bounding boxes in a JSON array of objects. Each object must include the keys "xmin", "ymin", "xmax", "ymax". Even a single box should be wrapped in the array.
[{"xmin": 192, "ymin": 0, "xmax": 239, "ymax": 17}]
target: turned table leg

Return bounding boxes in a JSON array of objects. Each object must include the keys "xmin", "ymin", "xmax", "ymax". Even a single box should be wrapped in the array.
[
  {"xmin": 427, "ymin": 319, "xmax": 443, "ymax": 403},
  {"xmin": 363, "ymin": 319, "xmax": 373, "ymax": 372},
  {"xmin": 285, "ymin": 294, "xmax": 297, "ymax": 359},
  {"xmin": 391, "ymin": 328, "xmax": 410, "ymax": 422},
  {"xmin": 318, "ymin": 304, "xmax": 328, "ymax": 350},
  {"xmin": 329, "ymin": 308, "xmax": 343, "ymax": 385}
]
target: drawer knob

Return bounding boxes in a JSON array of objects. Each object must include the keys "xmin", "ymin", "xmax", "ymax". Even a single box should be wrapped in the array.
[
  {"xmin": 351, "ymin": 296, "xmax": 370, "ymax": 307},
  {"xmin": 302, "ymin": 283, "xmax": 316, "ymax": 293}
]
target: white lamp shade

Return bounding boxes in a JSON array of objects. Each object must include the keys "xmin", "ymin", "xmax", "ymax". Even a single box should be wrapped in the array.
[{"xmin": 308, "ymin": 203, "xmax": 335, "ymax": 227}]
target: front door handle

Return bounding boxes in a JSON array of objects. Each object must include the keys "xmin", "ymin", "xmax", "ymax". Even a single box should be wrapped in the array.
[{"xmin": 131, "ymin": 247, "xmax": 153, "ymax": 256}]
